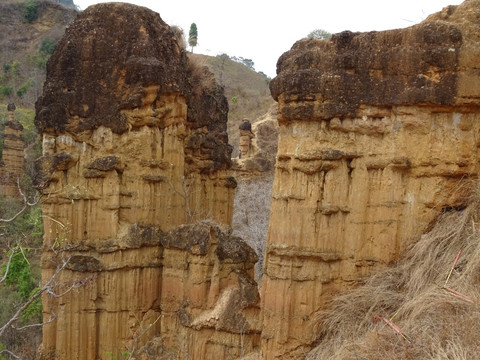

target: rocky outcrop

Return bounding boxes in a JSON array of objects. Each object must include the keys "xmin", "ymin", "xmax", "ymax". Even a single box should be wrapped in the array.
[
  {"xmin": 232, "ymin": 105, "xmax": 278, "ymax": 282},
  {"xmin": 263, "ymin": 1, "xmax": 480, "ymax": 358},
  {"xmin": 36, "ymin": 1, "xmax": 480, "ymax": 359},
  {"xmin": 239, "ymin": 119, "xmax": 255, "ymax": 159},
  {"xmin": 35, "ymin": 4, "xmax": 258, "ymax": 359},
  {"xmin": 0, "ymin": 103, "xmax": 24, "ymax": 197},
  {"xmin": 233, "ymin": 105, "xmax": 279, "ymax": 174}
]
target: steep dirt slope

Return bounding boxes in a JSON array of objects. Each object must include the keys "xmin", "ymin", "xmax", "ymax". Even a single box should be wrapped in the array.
[
  {"xmin": 0, "ymin": 0, "xmax": 76, "ymax": 106},
  {"xmin": 189, "ymin": 53, "xmax": 275, "ymax": 154}
]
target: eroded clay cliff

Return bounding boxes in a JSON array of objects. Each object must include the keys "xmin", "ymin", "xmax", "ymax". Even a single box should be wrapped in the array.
[
  {"xmin": 35, "ymin": 1, "xmax": 480, "ymax": 359},
  {"xmin": 263, "ymin": 0, "xmax": 480, "ymax": 358},
  {"xmin": 0, "ymin": 104, "xmax": 24, "ymax": 198},
  {"xmin": 35, "ymin": 4, "xmax": 259, "ymax": 359}
]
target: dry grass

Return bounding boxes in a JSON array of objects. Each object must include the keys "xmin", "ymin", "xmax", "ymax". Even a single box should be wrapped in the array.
[
  {"xmin": 308, "ymin": 181, "xmax": 480, "ymax": 360},
  {"xmin": 186, "ymin": 55, "xmax": 218, "ymax": 99}
]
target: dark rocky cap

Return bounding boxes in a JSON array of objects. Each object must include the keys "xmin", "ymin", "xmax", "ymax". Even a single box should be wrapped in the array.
[
  {"xmin": 34, "ymin": 2, "xmax": 231, "ymax": 173},
  {"xmin": 35, "ymin": 3, "xmax": 188, "ymax": 134},
  {"xmin": 239, "ymin": 119, "xmax": 252, "ymax": 131},
  {"xmin": 270, "ymin": 14, "xmax": 466, "ymax": 121}
]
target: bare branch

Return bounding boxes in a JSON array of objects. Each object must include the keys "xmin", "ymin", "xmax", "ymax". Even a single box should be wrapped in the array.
[
  {"xmin": 0, "ymin": 178, "xmax": 39, "ymax": 223},
  {"xmin": 126, "ymin": 314, "xmax": 162, "ymax": 360},
  {"xmin": 13, "ymin": 311, "xmax": 56, "ymax": 331},
  {"xmin": 0, "ymin": 257, "xmax": 71, "ymax": 338},
  {"xmin": 46, "ymin": 282, "xmax": 80, "ymax": 298},
  {"xmin": 0, "ymin": 246, "xmax": 17, "ymax": 283},
  {"xmin": 0, "ymin": 349, "xmax": 20, "ymax": 359},
  {"xmin": 166, "ymin": 176, "xmax": 211, "ymax": 223}
]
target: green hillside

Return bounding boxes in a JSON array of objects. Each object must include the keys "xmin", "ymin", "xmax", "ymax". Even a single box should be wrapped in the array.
[{"xmin": 0, "ymin": 0, "xmax": 77, "ymax": 107}]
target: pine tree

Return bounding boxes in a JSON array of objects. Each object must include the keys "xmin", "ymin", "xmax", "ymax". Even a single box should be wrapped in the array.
[{"xmin": 188, "ymin": 23, "xmax": 198, "ymax": 53}]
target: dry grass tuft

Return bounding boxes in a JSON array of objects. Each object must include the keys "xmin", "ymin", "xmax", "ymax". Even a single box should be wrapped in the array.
[
  {"xmin": 186, "ymin": 55, "xmax": 218, "ymax": 98},
  {"xmin": 308, "ymin": 181, "xmax": 480, "ymax": 360}
]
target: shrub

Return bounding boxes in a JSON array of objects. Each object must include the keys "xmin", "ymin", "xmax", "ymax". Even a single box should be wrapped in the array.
[
  {"xmin": 24, "ymin": 0, "xmax": 38, "ymax": 23},
  {"xmin": 2, "ymin": 251, "xmax": 36, "ymax": 301},
  {"xmin": 40, "ymin": 37, "xmax": 56, "ymax": 55},
  {"xmin": 0, "ymin": 86, "xmax": 13, "ymax": 97},
  {"xmin": 16, "ymin": 81, "xmax": 33, "ymax": 98}
]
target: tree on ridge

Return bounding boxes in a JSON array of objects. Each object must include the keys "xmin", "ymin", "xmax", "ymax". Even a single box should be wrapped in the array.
[
  {"xmin": 188, "ymin": 23, "xmax": 198, "ymax": 53},
  {"xmin": 307, "ymin": 28, "xmax": 332, "ymax": 40}
]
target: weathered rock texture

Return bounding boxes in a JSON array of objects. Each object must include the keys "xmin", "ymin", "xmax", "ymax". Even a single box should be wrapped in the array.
[
  {"xmin": 0, "ymin": 103, "xmax": 24, "ymax": 197},
  {"xmin": 263, "ymin": 1, "xmax": 480, "ymax": 358},
  {"xmin": 232, "ymin": 105, "xmax": 279, "ymax": 281},
  {"xmin": 35, "ymin": 3, "xmax": 259, "ymax": 359},
  {"xmin": 233, "ymin": 105, "xmax": 279, "ymax": 174},
  {"xmin": 239, "ymin": 119, "xmax": 255, "ymax": 158}
]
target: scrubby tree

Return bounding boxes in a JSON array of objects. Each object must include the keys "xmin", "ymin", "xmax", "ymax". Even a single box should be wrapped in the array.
[
  {"xmin": 232, "ymin": 174, "xmax": 274, "ymax": 281},
  {"xmin": 24, "ymin": 0, "xmax": 38, "ymax": 23},
  {"xmin": 230, "ymin": 56, "xmax": 255, "ymax": 70},
  {"xmin": 188, "ymin": 23, "xmax": 198, "ymax": 53},
  {"xmin": 307, "ymin": 28, "xmax": 332, "ymax": 40},
  {"xmin": 39, "ymin": 37, "xmax": 56, "ymax": 55},
  {"xmin": 241, "ymin": 58, "xmax": 254, "ymax": 70}
]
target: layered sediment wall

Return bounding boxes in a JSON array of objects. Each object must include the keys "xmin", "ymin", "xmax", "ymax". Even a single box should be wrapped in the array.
[
  {"xmin": 0, "ymin": 104, "xmax": 24, "ymax": 197},
  {"xmin": 34, "ymin": 4, "xmax": 259, "ymax": 359},
  {"xmin": 262, "ymin": 1, "xmax": 480, "ymax": 358},
  {"xmin": 34, "ymin": 1, "xmax": 480, "ymax": 359}
]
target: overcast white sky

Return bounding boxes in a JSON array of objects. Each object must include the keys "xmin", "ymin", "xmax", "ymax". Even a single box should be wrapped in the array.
[{"xmin": 73, "ymin": 0, "xmax": 464, "ymax": 78}]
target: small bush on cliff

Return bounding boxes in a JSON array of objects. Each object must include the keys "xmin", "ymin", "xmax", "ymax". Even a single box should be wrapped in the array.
[
  {"xmin": 39, "ymin": 37, "xmax": 56, "ymax": 55},
  {"xmin": 0, "ymin": 86, "xmax": 13, "ymax": 98},
  {"xmin": 16, "ymin": 81, "xmax": 32, "ymax": 98},
  {"xmin": 306, "ymin": 28, "xmax": 332, "ymax": 40}
]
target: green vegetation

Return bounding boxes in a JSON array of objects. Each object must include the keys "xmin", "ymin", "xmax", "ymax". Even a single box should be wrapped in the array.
[
  {"xmin": 0, "ymin": 104, "xmax": 42, "ymax": 356},
  {"xmin": 3, "ymin": 250, "xmax": 38, "ymax": 301},
  {"xmin": 104, "ymin": 350, "xmax": 131, "ymax": 360},
  {"xmin": 188, "ymin": 23, "xmax": 198, "ymax": 53},
  {"xmin": 39, "ymin": 37, "xmax": 56, "ymax": 55},
  {"xmin": 0, "ymin": 1, "xmax": 74, "ymax": 106},
  {"xmin": 16, "ymin": 80, "xmax": 32, "ymax": 98},
  {"xmin": 0, "ymin": 196, "xmax": 44, "ymax": 353},
  {"xmin": 306, "ymin": 28, "xmax": 332, "ymax": 40},
  {"xmin": 28, "ymin": 37, "xmax": 57, "ymax": 71},
  {"xmin": 0, "ymin": 35, "xmax": 57, "ymax": 103},
  {"xmin": 0, "ymin": 86, "xmax": 13, "ymax": 98},
  {"xmin": 24, "ymin": 0, "xmax": 38, "ymax": 23}
]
